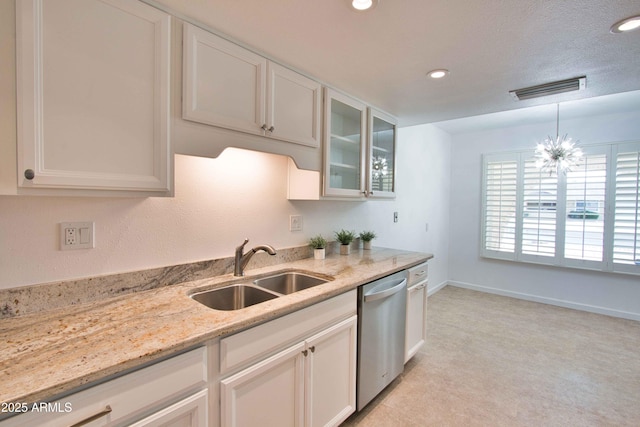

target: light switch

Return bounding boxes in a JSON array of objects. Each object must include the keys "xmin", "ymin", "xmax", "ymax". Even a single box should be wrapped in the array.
[{"xmin": 79, "ymin": 227, "xmax": 90, "ymax": 244}]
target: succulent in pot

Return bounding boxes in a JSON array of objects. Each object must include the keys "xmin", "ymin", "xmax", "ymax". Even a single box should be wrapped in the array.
[
  {"xmin": 335, "ymin": 229, "xmax": 356, "ymax": 255},
  {"xmin": 359, "ymin": 231, "xmax": 377, "ymax": 250},
  {"xmin": 309, "ymin": 235, "xmax": 327, "ymax": 259}
]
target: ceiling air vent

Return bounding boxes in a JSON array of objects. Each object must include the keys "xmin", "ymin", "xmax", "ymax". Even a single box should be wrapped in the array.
[{"xmin": 509, "ymin": 76, "xmax": 586, "ymax": 101}]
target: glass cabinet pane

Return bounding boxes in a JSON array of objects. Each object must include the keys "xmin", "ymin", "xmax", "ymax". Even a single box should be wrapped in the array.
[
  {"xmin": 370, "ymin": 116, "xmax": 395, "ymax": 194},
  {"xmin": 324, "ymin": 91, "xmax": 366, "ymax": 197},
  {"xmin": 368, "ymin": 109, "xmax": 396, "ymax": 198}
]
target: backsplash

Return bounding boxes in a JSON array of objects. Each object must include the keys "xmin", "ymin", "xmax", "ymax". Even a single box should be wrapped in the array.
[{"xmin": 0, "ymin": 241, "xmax": 357, "ymax": 319}]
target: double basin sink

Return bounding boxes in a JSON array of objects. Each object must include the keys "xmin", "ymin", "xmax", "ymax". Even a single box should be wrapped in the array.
[{"xmin": 190, "ymin": 271, "xmax": 329, "ymax": 311}]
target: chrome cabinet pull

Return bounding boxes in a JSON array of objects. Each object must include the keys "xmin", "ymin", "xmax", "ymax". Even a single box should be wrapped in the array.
[
  {"xmin": 414, "ymin": 270, "xmax": 427, "ymax": 277},
  {"xmin": 261, "ymin": 124, "xmax": 268, "ymax": 131},
  {"xmin": 268, "ymin": 125, "xmax": 275, "ymax": 132},
  {"xmin": 24, "ymin": 169, "xmax": 35, "ymax": 180},
  {"xmin": 69, "ymin": 405, "xmax": 112, "ymax": 427},
  {"xmin": 309, "ymin": 346, "xmax": 315, "ymax": 353}
]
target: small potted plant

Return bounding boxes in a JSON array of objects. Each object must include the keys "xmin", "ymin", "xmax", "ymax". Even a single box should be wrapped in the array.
[
  {"xmin": 309, "ymin": 235, "xmax": 327, "ymax": 260},
  {"xmin": 335, "ymin": 229, "xmax": 356, "ymax": 255},
  {"xmin": 359, "ymin": 231, "xmax": 377, "ymax": 250}
]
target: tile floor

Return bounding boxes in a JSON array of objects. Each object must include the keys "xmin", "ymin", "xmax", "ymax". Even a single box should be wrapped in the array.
[{"xmin": 343, "ymin": 286, "xmax": 640, "ymax": 426}]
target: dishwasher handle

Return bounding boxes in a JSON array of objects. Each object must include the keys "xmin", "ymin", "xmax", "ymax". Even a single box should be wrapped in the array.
[{"xmin": 364, "ymin": 278, "xmax": 407, "ymax": 302}]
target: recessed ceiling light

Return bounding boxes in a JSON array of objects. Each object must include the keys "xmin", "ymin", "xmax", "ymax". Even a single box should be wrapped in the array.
[
  {"xmin": 610, "ymin": 15, "xmax": 640, "ymax": 33},
  {"xmin": 428, "ymin": 69, "xmax": 449, "ymax": 79},
  {"xmin": 350, "ymin": 0, "xmax": 379, "ymax": 11}
]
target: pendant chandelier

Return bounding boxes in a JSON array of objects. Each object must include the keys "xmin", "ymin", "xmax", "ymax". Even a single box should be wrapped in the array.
[
  {"xmin": 534, "ymin": 104, "xmax": 583, "ymax": 175},
  {"xmin": 371, "ymin": 156, "xmax": 388, "ymax": 181}
]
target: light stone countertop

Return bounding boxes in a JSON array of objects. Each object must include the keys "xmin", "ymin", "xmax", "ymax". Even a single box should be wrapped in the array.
[{"xmin": 0, "ymin": 248, "xmax": 432, "ymax": 406}]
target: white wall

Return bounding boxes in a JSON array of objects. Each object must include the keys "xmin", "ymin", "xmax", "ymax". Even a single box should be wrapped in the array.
[
  {"xmin": 0, "ymin": 0, "xmax": 451, "ymax": 293},
  {"xmin": 447, "ymin": 108, "xmax": 640, "ymax": 320},
  {"xmin": 0, "ymin": 128, "xmax": 451, "ymax": 291}
]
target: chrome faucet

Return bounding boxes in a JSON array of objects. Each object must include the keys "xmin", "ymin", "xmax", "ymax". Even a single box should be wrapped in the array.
[{"xmin": 234, "ymin": 238, "xmax": 277, "ymax": 276}]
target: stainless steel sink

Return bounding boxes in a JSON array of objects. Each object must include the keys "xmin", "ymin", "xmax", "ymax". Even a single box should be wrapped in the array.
[
  {"xmin": 190, "ymin": 271, "xmax": 330, "ymax": 311},
  {"xmin": 253, "ymin": 272, "xmax": 328, "ymax": 295},
  {"xmin": 190, "ymin": 284, "xmax": 279, "ymax": 311}
]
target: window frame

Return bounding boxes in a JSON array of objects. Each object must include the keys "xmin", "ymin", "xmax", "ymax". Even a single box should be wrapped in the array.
[{"xmin": 480, "ymin": 141, "xmax": 640, "ymax": 276}]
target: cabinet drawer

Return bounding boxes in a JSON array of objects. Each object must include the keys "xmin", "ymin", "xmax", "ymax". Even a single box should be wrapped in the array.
[
  {"xmin": 408, "ymin": 262, "xmax": 428, "ymax": 286},
  {"xmin": 2, "ymin": 347, "xmax": 207, "ymax": 427},
  {"xmin": 220, "ymin": 290, "xmax": 356, "ymax": 375}
]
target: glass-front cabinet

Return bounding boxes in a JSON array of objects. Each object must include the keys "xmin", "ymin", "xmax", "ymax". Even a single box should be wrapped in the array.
[
  {"xmin": 323, "ymin": 89, "xmax": 367, "ymax": 197},
  {"xmin": 323, "ymin": 89, "xmax": 397, "ymax": 199},
  {"xmin": 367, "ymin": 109, "xmax": 397, "ymax": 198}
]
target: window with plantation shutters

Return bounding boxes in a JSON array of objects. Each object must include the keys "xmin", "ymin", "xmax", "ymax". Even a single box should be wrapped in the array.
[
  {"xmin": 564, "ymin": 154, "xmax": 607, "ymax": 263},
  {"xmin": 522, "ymin": 158, "xmax": 557, "ymax": 257},
  {"xmin": 481, "ymin": 142, "xmax": 640, "ymax": 276},
  {"xmin": 482, "ymin": 157, "xmax": 518, "ymax": 257},
  {"xmin": 613, "ymin": 150, "xmax": 640, "ymax": 268}
]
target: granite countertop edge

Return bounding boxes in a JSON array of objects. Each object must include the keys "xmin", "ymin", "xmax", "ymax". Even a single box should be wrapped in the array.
[{"xmin": 0, "ymin": 248, "xmax": 432, "ymax": 406}]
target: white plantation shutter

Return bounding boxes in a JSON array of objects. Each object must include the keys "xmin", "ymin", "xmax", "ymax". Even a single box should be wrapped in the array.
[
  {"xmin": 522, "ymin": 158, "xmax": 557, "ymax": 257},
  {"xmin": 564, "ymin": 153, "xmax": 607, "ymax": 264},
  {"xmin": 482, "ymin": 155, "xmax": 518, "ymax": 257},
  {"xmin": 481, "ymin": 142, "xmax": 640, "ymax": 276},
  {"xmin": 613, "ymin": 150, "xmax": 640, "ymax": 268}
]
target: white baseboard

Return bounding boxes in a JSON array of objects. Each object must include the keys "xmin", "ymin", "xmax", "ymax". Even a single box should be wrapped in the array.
[
  {"xmin": 427, "ymin": 280, "xmax": 448, "ymax": 297},
  {"xmin": 446, "ymin": 280, "xmax": 640, "ymax": 322}
]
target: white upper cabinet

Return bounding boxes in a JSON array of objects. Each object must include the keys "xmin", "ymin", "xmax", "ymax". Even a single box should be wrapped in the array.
[
  {"xmin": 267, "ymin": 62, "xmax": 321, "ymax": 147},
  {"xmin": 182, "ymin": 23, "xmax": 266, "ymax": 136},
  {"xmin": 367, "ymin": 108, "xmax": 397, "ymax": 198},
  {"xmin": 323, "ymin": 89, "xmax": 367, "ymax": 198},
  {"xmin": 16, "ymin": 0, "xmax": 172, "ymax": 194},
  {"xmin": 322, "ymin": 89, "xmax": 397, "ymax": 199},
  {"xmin": 183, "ymin": 23, "xmax": 321, "ymax": 148}
]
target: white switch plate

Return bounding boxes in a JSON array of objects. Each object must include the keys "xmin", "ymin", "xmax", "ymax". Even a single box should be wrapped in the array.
[
  {"xmin": 60, "ymin": 222, "xmax": 95, "ymax": 250},
  {"xmin": 289, "ymin": 215, "xmax": 303, "ymax": 232}
]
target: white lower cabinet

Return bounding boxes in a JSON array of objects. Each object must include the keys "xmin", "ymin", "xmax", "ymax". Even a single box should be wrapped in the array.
[
  {"xmin": 218, "ymin": 291, "xmax": 357, "ymax": 427},
  {"xmin": 1, "ymin": 347, "xmax": 208, "ymax": 427},
  {"xmin": 129, "ymin": 389, "xmax": 209, "ymax": 427},
  {"xmin": 221, "ymin": 341, "xmax": 306, "ymax": 427},
  {"xmin": 305, "ymin": 317, "xmax": 357, "ymax": 427},
  {"xmin": 405, "ymin": 262, "xmax": 429, "ymax": 363}
]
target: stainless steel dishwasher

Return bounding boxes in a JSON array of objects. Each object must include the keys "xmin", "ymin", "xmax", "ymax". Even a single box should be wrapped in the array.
[{"xmin": 356, "ymin": 269, "xmax": 408, "ymax": 410}]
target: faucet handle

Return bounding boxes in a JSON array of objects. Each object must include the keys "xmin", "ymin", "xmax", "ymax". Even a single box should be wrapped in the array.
[{"xmin": 236, "ymin": 238, "xmax": 249, "ymax": 253}]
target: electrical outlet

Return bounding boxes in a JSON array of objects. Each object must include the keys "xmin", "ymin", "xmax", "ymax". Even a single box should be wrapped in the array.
[
  {"xmin": 60, "ymin": 222, "xmax": 95, "ymax": 250},
  {"xmin": 290, "ymin": 215, "xmax": 303, "ymax": 232},
  {"xmin": 393, "ymin": 212, "xmax": 398, "ymax": 223},
  {"xmin": 65, "ymin": 227, "xmax": 77, "ymax": 245}
]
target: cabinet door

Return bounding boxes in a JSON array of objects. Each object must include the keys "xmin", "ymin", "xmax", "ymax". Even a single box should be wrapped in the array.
[
  {"xmin": 306, "ymin": 316, "xmax": 357, "ymax": 427},
  {"xmin": 183, "ymin": 23, "xmax": 266, "ymax": 136},
  {"xmin": 323, "ymin": 89, "xmax": 366, "ymax": 198},
  {"xmin": 16, "ymin": 0, "xmax": 171, "ymax": 192},
  {"xmin": 221, "ymin": 342, "xmax": 306, "ymax": 427},
  {"xmin": 367, "ymin": 109, "xmax": 397, "ymax": 198},
  {"xmin": 405, "ymin": 280, "xmax": 428, "ymax": 362},
  {"xmin": 267, "ymin": 62, "xmax": 321, "ymax": 148},
  {"xmin": 129, "ymin": 389, "xmax": 208, "ymax": 427}
]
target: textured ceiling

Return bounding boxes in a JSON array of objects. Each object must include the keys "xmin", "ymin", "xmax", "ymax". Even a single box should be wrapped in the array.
[{"xmin": 150, "ymin": 0, "xmax": 640, "ymax": 127}]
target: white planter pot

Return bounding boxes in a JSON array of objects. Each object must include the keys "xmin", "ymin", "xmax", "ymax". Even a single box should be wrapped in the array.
[
  {"xmin": 363, "ymin": 241, "xmax": 372, "ymax": 250},
  {"xmin": 313, "ymin": 248, "xmax": 325, "ymax": 260},
  {"xmin": 340, "ymin": 244, "xmax": 351, "ymax": 255}
]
